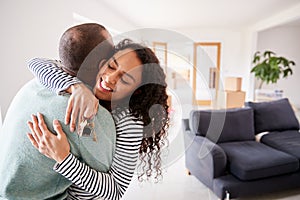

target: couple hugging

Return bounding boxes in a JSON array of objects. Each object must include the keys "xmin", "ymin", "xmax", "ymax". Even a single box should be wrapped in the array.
[{"xmin": 0, "ymin": 23, "xmax": 169, "ymax": 200}]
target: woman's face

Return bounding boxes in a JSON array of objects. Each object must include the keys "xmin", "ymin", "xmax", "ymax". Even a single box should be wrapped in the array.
[{"xmin": 94, "ymin": 49, "xmax": 143, "ymax": 103}]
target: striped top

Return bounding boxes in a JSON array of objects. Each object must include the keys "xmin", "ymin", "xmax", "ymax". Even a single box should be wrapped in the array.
[
  {"xmin": 28, "ymin": 58, "xmax": 81, "ymax": 95},
  {"xmin": 28, "ymin": 58, "xmax": 144, "ymax": 200}
]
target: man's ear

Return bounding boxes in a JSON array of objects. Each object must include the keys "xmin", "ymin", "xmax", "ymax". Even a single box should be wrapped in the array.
[{"xmin": 98, "ymin": 59, "xmax": 107, "ymax": 70}]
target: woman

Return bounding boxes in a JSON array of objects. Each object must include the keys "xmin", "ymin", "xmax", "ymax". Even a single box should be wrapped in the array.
[{"xmin": 27, "ymin": 39, "xmax": 170, "ymax": 200}]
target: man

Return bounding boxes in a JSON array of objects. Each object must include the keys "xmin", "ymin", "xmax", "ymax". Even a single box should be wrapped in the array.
[{"xmin": 0, "ymin": 23, "xmax": 116, "ymax": 199}]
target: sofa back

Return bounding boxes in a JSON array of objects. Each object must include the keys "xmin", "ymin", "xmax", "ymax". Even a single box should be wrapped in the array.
[
  {"xmin": 245, "ymin": 98, "xmax": 299, "ymax": 134},
  {"xmin": 189, "ymin": 107, "xmax": 255, "ymax": 143}
]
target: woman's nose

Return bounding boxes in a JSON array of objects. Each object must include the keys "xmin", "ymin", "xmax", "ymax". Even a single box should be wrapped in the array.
[{"xmin": 104, "ymin": 72, "xmax": 118, "ymax": 85}]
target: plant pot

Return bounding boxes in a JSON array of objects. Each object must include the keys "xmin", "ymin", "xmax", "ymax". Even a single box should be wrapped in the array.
[{"xmin": 255, "ymin": 89, "xmax": 284, "ymax": 102}]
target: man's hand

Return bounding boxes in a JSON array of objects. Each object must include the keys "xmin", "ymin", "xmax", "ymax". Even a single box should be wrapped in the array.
[{"xmin": 66, "ymin": 83, "xmax": 99, "ymax": 133}]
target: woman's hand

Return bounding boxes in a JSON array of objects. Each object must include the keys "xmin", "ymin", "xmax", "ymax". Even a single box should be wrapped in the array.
[
  {"xmin": 66, "ymin": 83, "xmax": 99, "ymax": 133},
  {"xmin": 26, "ymin": 113, "xmax": 70, "ymax": 163}
]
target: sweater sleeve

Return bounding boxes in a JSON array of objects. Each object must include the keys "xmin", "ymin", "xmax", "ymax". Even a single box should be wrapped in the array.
[
  {"xmin": 54, "ymin": 113, "xmax": 144, "ymax": 200},
  {"xmin": 27, "ymin": 58, "xmax": 82, "ymax": 95}
]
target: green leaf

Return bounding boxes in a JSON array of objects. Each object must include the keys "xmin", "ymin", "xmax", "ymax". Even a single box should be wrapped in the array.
[
  {"xmin": 289, "ymin": 60, "xmax": 296, "ymax": 66},
  {"xmin": 252, "ymin": 51, "xmax": 261, "ymax": 64},
  {"xmin": 279, "ymin": 57, "xmax": 289, "ymax": 66},
  {"xmin": 283, "ymin": 69, "xmax": 289, "ymax": 77},
  {"xmin": 283, "ymin": 68, "xmax": 293, "ymax": 77},
  {"xmin": 263, "ymin": 51, "xmax": 275, "ymax": 58},
  {"xmin": 269, "ymin": 57, "xmax": 278, "ymax": 69}
]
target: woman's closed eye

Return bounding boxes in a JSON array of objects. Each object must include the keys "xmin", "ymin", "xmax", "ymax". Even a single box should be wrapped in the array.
[
  {"xmin": 121, "ymin": 72, "xmax": 136, "ymax": 85},
  {"xmin": 108, "ymin": 63, "xmax": 115, "ymax": 70},
  {"xmin": 120, "ymin": 77, "xmax": 130, "ymax": 85}
]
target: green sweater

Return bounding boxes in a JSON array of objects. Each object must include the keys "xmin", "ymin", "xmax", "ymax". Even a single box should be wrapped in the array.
[{"xmin": 0, "ymin": 79, "xmax": 116, "ymax": 200}]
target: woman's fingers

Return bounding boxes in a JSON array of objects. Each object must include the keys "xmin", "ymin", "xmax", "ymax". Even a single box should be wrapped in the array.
[
  {"xmin": 27, "ymin": 121, "xmax": 39, "ymax": 144},
  {"xmin": 37, "ymin": 113, "xmax": 50, "ymax": 135},
  {"xmin": 28, "ymin": 113, "xmax": 52, "ymax": 146},
  {"xmin": 78, "ymin": 108, "xmax": 85, "ymax": 130},
  {"xmin": 26, "ymin": 133, "xmax": 39, "ymax": 149},
  {"xmin": 26, "ymin": 113, "xmax": 70, "ymax": 163},
  {"xmin": 52, "ymin": 119, "xmax": 71, "ymax": 163},
  {"xmin": 27, "ymin": 123, "xmax": 50, "ymax": 157},
  {"xmin": 83, "ymin": 97, "xmax": 99, "ymax": 119},
  {"xmin": 65, "ymin": 97, "xmax": 73, "ymax": 125},
  {"xmin": 26, "ymin": 113, "xmax": 71, "ymax": 163},
  {"xmin": 30, "ymin": 114, "xmax": 43, "ymax": 142},
  {"xmin": 53, "ymin": 120, "xmax": 64, "ymax": 139},
  {"xmin": 66, "ymin": 95, "xmax": 78, "ymax": 132},
  {"xmin": 36, "ymin": 113, "xmax": 52, "ymax": 145},
  {"xmin": 70, "ymin": 105, "xmax": 78, "ymax": 132},
  {"xmin": 66, "ymin": 83, "xmax": 99, "ymax": 134}
]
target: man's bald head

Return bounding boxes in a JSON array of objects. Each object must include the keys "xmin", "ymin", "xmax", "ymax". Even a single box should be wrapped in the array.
[{"xmin": 59, "ymin": 23, "xmax": 114, "ymax": 77}]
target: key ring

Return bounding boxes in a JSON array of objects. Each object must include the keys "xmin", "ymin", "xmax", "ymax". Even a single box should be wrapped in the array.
[{"xmin": 77, "ymin": 117, "xmax": 97, "ymax": 142}]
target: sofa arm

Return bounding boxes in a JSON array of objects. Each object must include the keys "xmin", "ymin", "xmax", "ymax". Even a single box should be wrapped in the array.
[
  {"xmin": 184, "ymin": 128, "xmax": 227, "ymax": 188},
  {"xmin": 182, "ymin": 118, "xmax": 191, "ymax": 132},
  {"xmin": 196, "ymin": 136, "xmax": 227, "ymax": 178}
]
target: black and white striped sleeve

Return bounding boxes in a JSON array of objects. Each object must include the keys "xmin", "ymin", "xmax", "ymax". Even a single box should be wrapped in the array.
[
  {"xmin": 54, "ymin": 112, "xmax": 144, "ymax": 200},
  {"xmin": 27, "ymin": 58, "xmax": 82, "ymax": 95}
]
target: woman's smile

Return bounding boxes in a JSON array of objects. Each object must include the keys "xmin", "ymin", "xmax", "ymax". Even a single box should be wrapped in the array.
[{"xmin": 99, "ymin": 79, "xmax": 113, "ymax": 93}]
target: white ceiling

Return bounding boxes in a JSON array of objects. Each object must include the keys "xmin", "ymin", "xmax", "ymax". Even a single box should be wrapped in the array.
[{"xmin": 101, "ymin": 0, "xmax": 300, "ymax": 29}]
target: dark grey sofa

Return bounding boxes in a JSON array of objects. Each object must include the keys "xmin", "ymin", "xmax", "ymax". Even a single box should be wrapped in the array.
[{"xmin": 183, "ymin": 98, "xmax": 300, "ymax": 199}]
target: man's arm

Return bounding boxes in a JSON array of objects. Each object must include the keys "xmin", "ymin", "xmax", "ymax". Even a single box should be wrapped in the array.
[{"xmin": 27, "ymin": 58, "xmax": 82, "ymax": 94}]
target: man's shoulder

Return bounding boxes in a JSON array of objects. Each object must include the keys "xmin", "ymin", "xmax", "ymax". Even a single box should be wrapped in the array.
[{"xmin": 17, "ymin": 79, "xmax": 56, "ymax": 97}]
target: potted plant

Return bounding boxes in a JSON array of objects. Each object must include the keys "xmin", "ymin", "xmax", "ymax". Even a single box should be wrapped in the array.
[
  {"xmin": 251, "ymin": 50, "xmax": 295, "ymax": 101},
  {"xmin": 251, "ymin": 50, "xmax": 295, "ymax": 89}
]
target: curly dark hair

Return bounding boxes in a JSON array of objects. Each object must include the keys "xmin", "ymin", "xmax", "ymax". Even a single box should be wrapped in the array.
[{"xmin": 114, "ymin": 39, "xmax": 170, "ymax": 181}]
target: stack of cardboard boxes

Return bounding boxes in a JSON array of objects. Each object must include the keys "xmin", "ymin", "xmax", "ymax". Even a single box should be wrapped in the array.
[{"xmin": 218, "ymin": 77, "xmax": 246, "ymax": 109}]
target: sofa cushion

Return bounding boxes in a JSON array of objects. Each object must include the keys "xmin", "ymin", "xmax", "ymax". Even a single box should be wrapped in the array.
[
  {"xmin": 261, "ymin": 130, "xmax": 300, "ymax": 159},
  {"xmin": 219, "ymin": 141, "xmax": 299, "ymax": 181},
  {"xmin": 189, "ymin": 107, "xmax": 255, "ymax": 143},
  {"xmin": 245, "ymin": 98, "xmax": 299, "ymax": 134}
]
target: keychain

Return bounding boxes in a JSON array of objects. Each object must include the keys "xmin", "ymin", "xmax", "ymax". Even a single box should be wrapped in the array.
[{"xmin": 77, "ymin": 118, "xmax": 97, "ymax": 142}]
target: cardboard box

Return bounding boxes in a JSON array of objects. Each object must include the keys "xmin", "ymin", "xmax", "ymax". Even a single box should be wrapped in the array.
[
  {"xmin": 225, "ymin": 77, "xmax": 242, "ymax": 91},
  {"xmin": 218, "ymin": 90, "xmax": 246, "ymax": 109}
]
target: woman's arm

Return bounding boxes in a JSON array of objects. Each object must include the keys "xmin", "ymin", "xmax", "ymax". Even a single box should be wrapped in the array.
[
  {"xmin": 27, "ymin": 111, "xmax": 144, "ymax": 200},
  {"xmin": 28, "ymin": 58, "xmax": 98, "ymax": 131},
  {"xmin": 28, "ymin": 58, "xmax": 82, "ymax": 95}
]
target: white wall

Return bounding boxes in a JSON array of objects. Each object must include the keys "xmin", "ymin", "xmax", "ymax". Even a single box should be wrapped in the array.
[
  {"xmin": 256, "ymin": 26, "xmax": 300, "ymax": 107},
  {"xmin": 2, "ymin": 1, "xmax": 300, "ymax": 119},
  {"xmin": 0, "ymin": 0, "xmax": 137, "ymax": 118}
]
